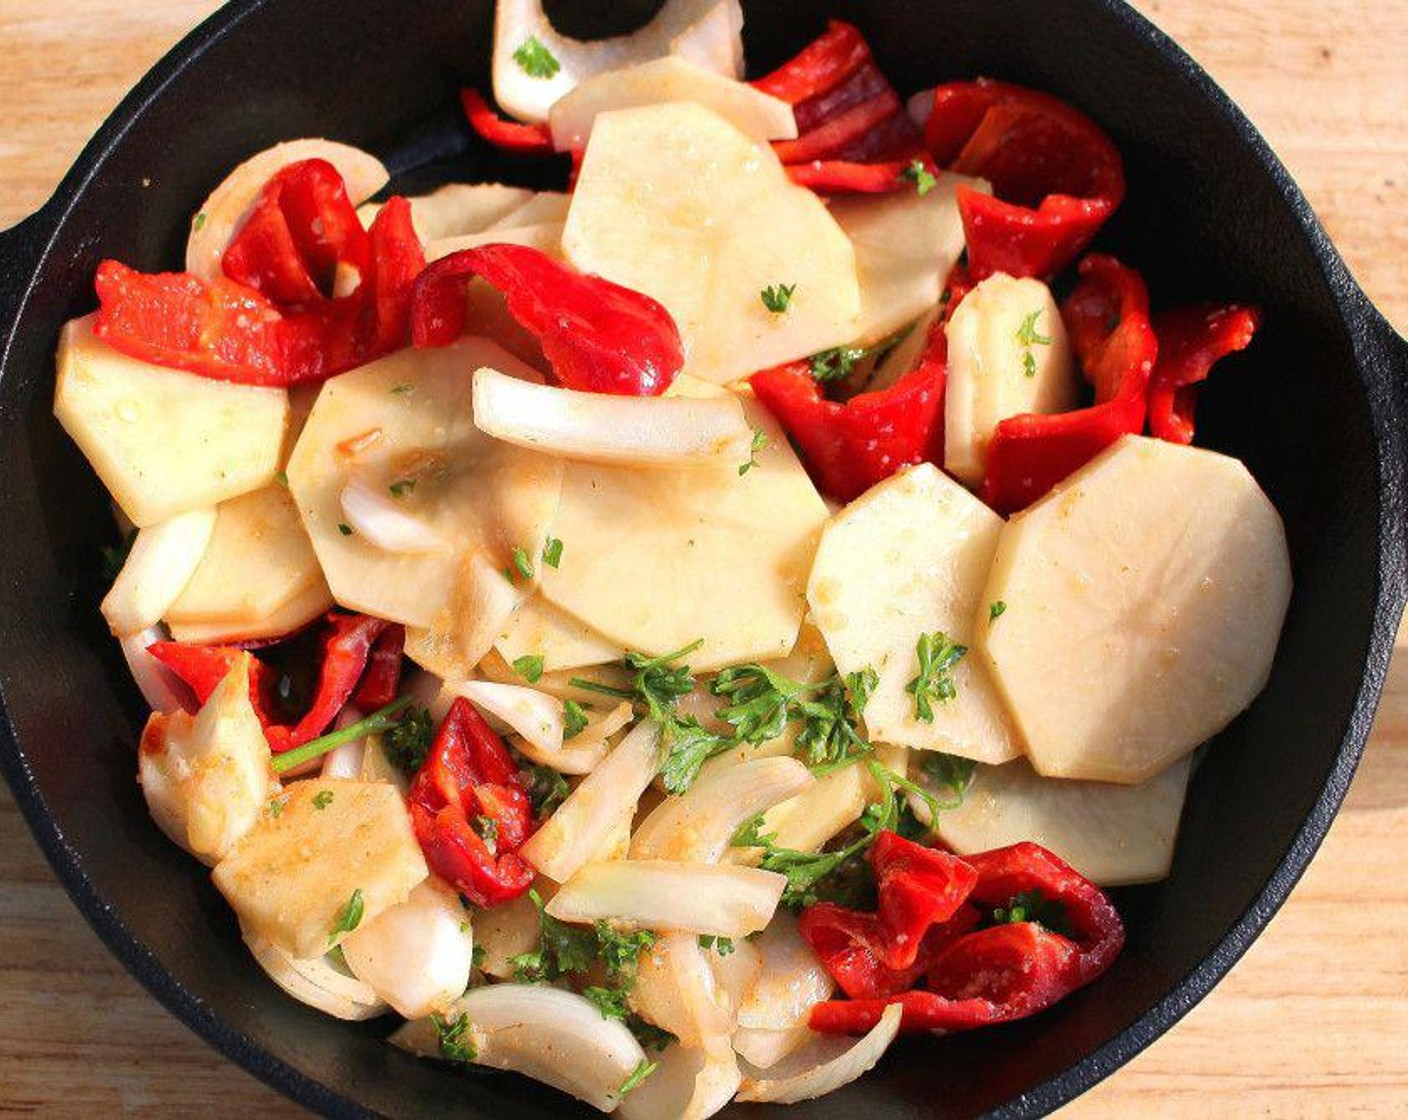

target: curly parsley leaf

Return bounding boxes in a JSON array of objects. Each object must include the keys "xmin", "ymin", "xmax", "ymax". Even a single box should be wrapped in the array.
[
  {"xmin": 329, "ymin": 888, "xmax": 364, "ymax": 943},
  {"xmin": 525, "ymin": 764, "xmax": 570, "ymax": 819},
  {"xmin": 432, "ymin": 1011, "xmax": 476, "ymax": 1062},
  {"xmin": 383, "ymin": 706, "xmax": 434, "ymax": 775},
  {"xmin": 899, "ymin": 158, "xmax": 937, "ymax": 196},
  {"xmin": 919, "ymin": 752, "xmax": 977, "ymax": 805},
  {"xmin": 906, "ymin": 631, "xmax": 967, "ymax": 722},
  {"xmin": 738, "ymin": 427, "xmax": 767, "ymax": 476},
  {"xmin": 760, "ymin": 283, "xmax": 796, "ymax": 314},
  {"xmin": 563, "ymin": 699, "xmax": 589, "ymax": 741},
  {"xmin": 513, "ymin": 653, "xmax": 545, "ymax": 683},
  {"xmin": 542, "ymin": 535, "xmax": 564, "ymax": 569},
  {"xmin": 988, "ymin": 889, "xmax": 1071, "ymax": 937},
  {"xmin": 513, "ymin": 35, "xmax": 561, "ymax": 79}
]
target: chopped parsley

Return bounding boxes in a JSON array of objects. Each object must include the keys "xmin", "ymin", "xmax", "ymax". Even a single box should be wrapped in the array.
[
  {"xmin": 512, "ymin": 545, "xmax": 535, "ymax": 580},
  {"xmin": 619, "ymin": 1060, "xmax": 657, "ymax": 1097},
  {"xmin": 583, "ymin": 984, "xmax": 631, "ymax": 1020},
  {"xmin": 919, "ymin": 752, "xmax": 976, "ymax": 806},
  {"xmin": 383, "ymin": 706, "xmax": 434, "ymax": 775},
  {"xmin": 542, "ymin": 535, "xmax": 564, "ymax": 569},
  {"xmin": 739, "ymin": 427, "xmax": 767, "ymax": 476},
  {"xmin": 509, "ymin": 889, "xmax": 598, "ymax": 983},
  {"xmin": 988, "ymin": 889, "xmax": 1071, "ymax": 936},
  {"xmin": 525, "ymin": 764, "xmax": 570, "ymax": 818},
  {"xmin": 513, "ymin": 35, "xmax": 561, "ymax": 79},
  {"xmin": 1016, "ymin": 309, "xmax": 1053, "ymax": 378},
  {"xmin": 192, "ymin": 212, "xmax": 207, "ymax": 232},
  {"xmin": 329, "ymin": 889, "xmax": 365, "ymax": 942},
  {"xmin": 989, "ymin": 600, "xmax": 1008, "ymax": 623},
  {"xmin": 563, "ymin": 699, "xmax": 589, "ymax": 741},
  {"xmin": 698, "ymin": 935, "xmax": 735, "ymax": 956},
  {"xmin": 312, "ymin": 789, "xmax": 334, "ymax": 810},
  {"xmin": 388, "ymin": 478, "xmax": 416, "ymax": 498},
  {"xmin": 808, "ymin": 326, "xmax": 914, "ymax": 383},
  {"xmin": 337, "ymin": 522, "xmax": 354, "ymax": 536},
  {"xmin": 906, "ymin": 632, "xmax": 967, "ymax": 722},
  {"xmin": 760, "ymin": 283, "xmax": 796, "ymax": 314},
  {"xmin": 470, "ymin": 944, "xmax": 486, "ymax": 970},
  {"xmin": 432, "ymin": 1012, "xmax": 476, "ymax": 1062},
  {"xmin": 899, "ymin": 158, "xmax": 937, "ymax": 196},
  {"xmin": 266, "ymin": 798, "xmax": 285, "ymax": 819},
  {"xmin": 513, "ymin": 653, "xmax": 545, "ymax": 683}
]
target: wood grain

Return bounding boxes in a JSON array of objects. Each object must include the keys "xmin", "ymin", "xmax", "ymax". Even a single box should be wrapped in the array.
[{"xmin": 1, "ymin": 1, "xmax": 1405, "ymax": 1116}]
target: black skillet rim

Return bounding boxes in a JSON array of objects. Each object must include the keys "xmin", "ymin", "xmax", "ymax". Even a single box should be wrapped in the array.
[{"xmin": 0, "ymin": 0, "xmax": 1404, "ymax": 1116}]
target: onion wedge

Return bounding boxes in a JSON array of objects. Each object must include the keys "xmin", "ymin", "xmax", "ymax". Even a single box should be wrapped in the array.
[
  {"xmin": 474, "ymin": 886, "xmax": 548, "ymax": 979},
  {"xmin": 120, "ymin": 626, "xmax": 192, "ymax": 713},
  {"xmin": 617, "ymin": 1043, "xmax": 742, "ymax": 1120},
  {"xmin": 732, "ymin": 1025, "xmax": 813, "ymax": 1070},
  {"xmin": 632, "ymin": 931, "xmax": 733, "ymax": 1050},
  {"xmin": 546, "ymin": 861, "xmax": 784, "ymax": 938},
  {"xmin": 244, "ymin": 927, "xmax": 387, "ymax": 1022},
  {"xmin": 101, "ymin": 507, "xmax": 216, "ymax": 637},
  {"xmin": 735, "ymin": 913, "xmax": 833, "ymax": 1031},
  {"xmin": 472, "ymin": 368, "xmax": 755, "ymax": 469},
  {"xmin": 339, "ymin": 473, "xmax": 448, "ymax": 554},
  {"xmin": 455, "ymin": 679, "xmax": 564, "ymax": 756},
  {"xmin": 735, "ymin": 1003, "xmax": 902, "ymax": 1104}
]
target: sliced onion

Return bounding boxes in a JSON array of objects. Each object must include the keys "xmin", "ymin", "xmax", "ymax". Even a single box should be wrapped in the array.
[
  {"xmin": 472, "ymin": 367, "xmax": 755, "ymax": 469},
  {"xmin": 101, "ymin": 507, "xmax": 216, "ymax": 637},
  {"xmin": 632, "ymin": 931, "xmax": 733, "ymax": 1050},
  {"xmin": 707, "ymin": 933, "xmax": 760, "ymax": 1013},
  {"xmin": 664, "ymin": 0, "xmax": 743, "ymax": 81},
  {"xmin": 520, "ymin": 721, "xmax": 663, "ymax": 883},
  {"xmin": 339, "ymin": 473, "xmax": 448, "ymax": 554},
  {"xmin": 121, "ymin": 625, "xmax": 193, "ymax": 713},
  {"xmin": 631, "ymin": 757, "xmax": 812, "ymax": 862},
  {"xmin": 342, "ymin": 879, "xmax": 474, "ymax": 1020},
  {"xmin": 547, "ymin": 861, "xmax": 785, "ymax": 938},
  {"xmin": 617, "ymin": 1043, "xmax": 742, "ymax": 1120},
  {"xmin": 395, "ymin": 984, "xmax": 647, "ymax": 1112},
  {"xmin": 735, "ymin": 1003, "xmax": 902, "ymax": 1104},
  {"xmin": 456, "ymin": 679, "xmax": 564, "ymax": 756},
  {"xmin": 473, "ymin": 887, "xmax": 546, "ymax": 979},
  {"xmin": 735, "ymin": 913, "xmax": 833, "ymax": 1031},
  {"xmin": 244, "ymin": 926, "xmax": 388, "ymax": 1022},
  {"xmin": 535, "ymin": 700, "xmax": 633, "ymax": 775},
  {"xmin": 747, "ymin": 761, "xmax": 876, "ymax": 858},
  {"xmin": 732, "ymin": 1024, "xmax": 813, "ymax": 1070}
]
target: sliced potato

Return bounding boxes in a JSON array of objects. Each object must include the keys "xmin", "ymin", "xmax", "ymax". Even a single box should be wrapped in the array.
[
  {"xmin": 829, "ymin": 174, "xmax": 982, "ymax": 347},
  {"xmin": 403, "ymin": 550, "xmax": 528, "ymax": 683},
  {"xmin": 361, "ymin": 182, "xmax": 534, "ymax": 241},
  {"xmin": 807, "ymin": 463, "xmax": 1020, "ymax": 763},
  {"xmin": 944, "ymin": 273, "xmax": 1079, "ymax": 486},
  {"xmin": 167, "ymin": 578, "xmax": 333, "ymax": 645},
  {"xmin": 495, "ymin": 594, "xmax": 624, "ymax": 673},
  {"xmin": 285, "ymin": 339, "xmax": 563, "ymax": 636},
  {"xmin": 538, "ymin": 385, "xmax": 828, "ymax": 670},
  {"xmin": 980, "ymin": 435, "xmax": 1291, "ymax": 783},
  {"xmin": 165, "ymin": 485, "xmax": 324, "ymax": 626},
  {"xmin": 213, "ymin": 778, "xmax": 428, "ymax": 959},
  {"xmin": 563, "ymin": 102, "xmax": 861, "ymax": 386},
  {"xmin": 101, "ymin": 507, "xmax": 216, "ymax": 637},
  {"xmin": 487, "ymin": 191, "xmax": 572, "ymax": 230},
  {"xmin": 934, "ymin": 755, "xmax": 1192, "ymax": 886},
  {"xmin": 54, "ymin": 317, "xmax": 286, "ymax": 526},
  {"xmin": 186, "ymin": 139, "xmax": 388, "ymax": 280},
  {"xmin": 550, "ymin": 56, "xmax": 796, "ymax": 151}
]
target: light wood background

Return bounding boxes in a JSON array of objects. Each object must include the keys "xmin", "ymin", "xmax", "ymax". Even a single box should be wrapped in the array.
[{"xmin": 1, "ymin": 1, "xmax": 1406, "ymax": 1115}]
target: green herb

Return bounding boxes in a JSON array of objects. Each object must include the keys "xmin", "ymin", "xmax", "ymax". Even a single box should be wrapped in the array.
[
  {"xmin": 808, "ymin": 326, "xmax": 914, "ymax": 383},
  {"xmin": 383, "ymin": 706, "xmax": 434, "ymax": 775},
  {"xmin": 274, "ymin": 469, "xmax": 289, "ymax": 487},
  {"xmin": 739, "ymin": 427, "xmax": 767, "ymax": 476},
  {"xmin": 470, "ymin": 944, "xmax": 486, "ymax": 970},
  {"xmin": 563, "ymin": 700, "xmax": 589, "ymax": 740},
  {"xmin": 795, "ymin": 669, "xmax": 877, "ymax": 770},
  {"xmin": 329, "ymin": 889, "xmax": 364, "ymax": 942},
  {"xmin": 472, "ymin": 815, "xmax": 499, "ymax": 854},
  {"xmin": 271, "ymin": 696, "xmax": 413, "ymax": 774},
  {"xmin": 1016, "ymin": 309, "xmax": 1053, "ymax": 379},
  {"xmin": 899, "ymin": 158, "xmax": 937, "ymax": 196},
  {"xmin": 512, "ymin": 545, "xmax": 535, "ymax": 580},
  {"xmin": 389, "ymin": 478, "xmax": 416, "ymax": 498},
  {"xmin": 513, "ymin": 654, "xmax": 545, "ymax": 683},
  {"xmin": 989, "ymin": 889, "xmax": 1071, "ymax": 936},
  {"xmin": 658, "ymin": 718, "xmax": 735, "ymax": 795},
  {"xmin": 390, "ymin": 382, "xmax": 414, "ymax": 395},
  {"xmin": 619, "ymin": 1060, "xmax": 657, "ymax": 1097},
  {"xmin": 525, "ymin": 765, "xmax": 570, "ymax": 818},
  {"xmin": 698, "ymin": 935, "xmax": 735, "ymax": 956},
  {"xmin": 709, "ymin": 662, "xmax": 875, "ymax": 772},
  {"xmin": 337, "ymin": 522, "xmax": 354, "ymax": 536},
  {"xmin": 513, "ymin": 35, "xmax": 561, "ymax": 79},
  {"xmin": 312, "ymin": 789, "xmax": 334, "ymax": 811},
  {"xmin": 630, "ymin": 1021, "xmax": 677, "ymax": 1052},
  {"xmin": 432, "ymin": 1012, "xmax": 476, "ymax": 1062},
  {"xmin": 989, "ymin": 600, "xmax": 1007, "ymax": 623},
  {"xmin": 919, "ymin": 752, "xmax": 976, "ymax": 805},
  {"xmin": 100, "ymin": 530, "xmax": 137, "ymax": 582},
  {"xmin": 584, "ymin": 984, "xmax": 631, "ymax": 1020},
  {"xmin": 905, "ymin": 632, "xmax": 967, "ymax": 722},
  {"xmin": 760, "ymin": 283, "xmax": 796, "ymax": 314},
  {"xmin": 595, "ymin": 922, "xmax": 657, "ymax": 978},
  {"xmin": 192, "ymin": 212, "xmax": 207, "ymax": 231},
  {"xmin": 542, "ymin": 536, "xmax": 564, "ymax": 569},
  {"xmin": 267, "ymin": 798, "xmax": 285, "ymax": 819},
  {"xmin": 509, "ymin": 889, "xmax": 598, "ymax": 984}
]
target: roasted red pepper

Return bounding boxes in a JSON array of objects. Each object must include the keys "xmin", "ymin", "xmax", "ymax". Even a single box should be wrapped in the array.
[
  {"xmin": 754, "ymin": 21, "xmax": 924, "ymax": 193},
  {"xmin": 352, "ymin": 623, "xmax": 406, "ymax": 710},
  {"xmin": 920, "ymin": 79, "xmax": 1125, "ymax": 280},
  {"xmin": 408, "ymin": 697, "xmax": 536, "ymax": 907},
  {"xmin": 1147, "ymin": 303, "xmax": 1261, "ymax": 444},
  {"xmin": 982, "ymin": 254, "xmax": 1158, "ymax": 514},
  {"xmin": 460, "ymin": 88, "xmax": 556, "ymax": 155},
  {"xmin": 411, "ymin": 242, "xmax": 684, "ymax": 395},
  {"xmin": 805, "ymin": 838, "xmax": 1125, "ymax": 1035},
  {"xmin": 93, "ymin": 173, "xmax": 424, "ymax": 386}
]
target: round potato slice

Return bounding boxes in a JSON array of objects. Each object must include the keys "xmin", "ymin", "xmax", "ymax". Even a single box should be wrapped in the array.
[
  {"xmin": 978, "ymin": 434, "xmax": 1292, "ymax": 784},
  {"xmin": 286, "ymin": 340, "xmax": 564, "ymax": 643}
]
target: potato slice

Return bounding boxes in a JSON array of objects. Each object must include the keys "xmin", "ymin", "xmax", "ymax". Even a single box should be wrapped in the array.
[
  {"xmin": 538, "ymin": 384, "xmax": 828, "ymax": 670},
  {"xmin": 807, "ymin": 463, "xmax": 1021, "ymax": 763},
  {"xmin": 285, "ymin": 340, "xmax": 563, "ymax": 636},
  {"xmin": 979, "ymin": 434, "xmax": 1292, "ymax": 783},
  {"xmin": 563, "ymin": 102, "xmax": 862, "ymax": 386},
  {"xmin": 167, "ymin": 579, "xmax": 333, "ymax": 646},
  {"xmin": 186, "ymin": 139, "xmax": 388, "ymax": 280},
  {"xmin": 495, "ymin": 594, "xmax": 625, "ymax": 673},
  {"xmin": 101, "ymin": 507, "xmax": 216, "ymax": 637},
  {"xmin": 213, "ymin": 778, "xmax": 428, "ymax": 959},
  {"xmin": 944, "ymin": 273, "xmax": 1079, "ymax": 486},
  {"xmin": 549, "ymin": 56, "xmax": 796, "ymax": 151},
  {"xmin": 933, "ymin": 755, "xmax": 1192, "ymax": 887},
  {"xmin": 829, "ymin": 175, "xmax": 982, "ymax": 347},
  {"xmin": 165, "ymin": 485, "xmax": 324, "ymax": 626},
  {"xmin": 54, "ymin": 317, "xmax": 287, "ymax": 526},
  {"xmin": 487, "ymin": 191, "xmax": 572, "ymax": 230},
  {"xmin": 360, "ymin": 182, "xmax": 534, "ymax": 241}
]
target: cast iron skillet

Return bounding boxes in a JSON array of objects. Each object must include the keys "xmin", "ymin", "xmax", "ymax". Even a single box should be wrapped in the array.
[{"xmin": 1, "ymin": 0, "xmax": 1406, "ymax": 1115}]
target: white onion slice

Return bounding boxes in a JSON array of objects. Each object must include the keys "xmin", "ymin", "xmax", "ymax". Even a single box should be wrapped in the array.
[
  {"xmin": 339, "ymin": 473, "xmax": 448, "ymax": 554},
  {"xmin": 757, "ymin": 761, "xmax": 877, "ymax": 856},
  {"xmin": 530, "ymin": 700, "xmax": 633, "ymax": 775},
  {"xmin": 101, "ymin": 507, "xmax": 216, "ymax": 637},
  {"xmin": 473, "ymin": 887, "xmax": 546, "ymax": 979},
  {"xmin": 547, "ymin": 861, "xmax": 784, "ymax": 938},
  {"xmin": 735, "ymin": 1003, "xmax": 902, "ymax": 1104},
  {"xmin": 735, "ymin": 913, "xmax": 834, "ymax": 1030},
  {"xmin": 520, "ymin": 721, "xmax": 662, "ymax": 883},
  {"xmin": 707, "ymin": 934, "xmax": 760, "ymax": 1013},
  {"xmin": 244, "ymin": 927, "xmax": 388, "ymax": 1022},
  {"xmin": 472, "ymin": 367, "xmax": 755, "ymax": 469},
  {"xmin": 732, "ymin": 1024, "xmax": 813, "ymax": 1070},
  {"xmin": 121, "ymin": 625, "xmax": 192, "ymax": 713},
  {"xmin": 632, "ymin": 931, "xmax": 733, "ymax": 1050},
  {"xmin": 617, "ymin": 1043, "xmax": 742, "ymax": 1120},
  {"xmin": 631, "ymin": 757, "xmax": 812, "ymax": 862},
  {"xmin": 394, "ymin": 984, "xmax": 646, "ymax": 1112},
  {"xmin": 455, "ymin": 679, "xmax": 564, "ymax": 756}
]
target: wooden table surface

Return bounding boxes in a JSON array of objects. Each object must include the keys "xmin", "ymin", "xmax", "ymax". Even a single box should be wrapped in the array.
[{"xmin": 2, "ymin": 1, "xmax": 1406, "ymax": 1115}]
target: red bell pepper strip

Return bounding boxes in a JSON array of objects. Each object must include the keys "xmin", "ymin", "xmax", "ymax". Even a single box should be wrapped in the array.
[
  {"xmin": 411, "ymin": 243, "xmax": 684, "ymax": 396},
  {"xmin": 143, "ymin": 641, "xmax": 277, "ymax": 726},
  {"xmin": 981, "ymin": 254, "xmax": 1158, "ymax": 514},
  {"xmin": 785, "ymin": 158, "xmax": 925, "ymax": 194},
  {"xmin": 408, "ymin": 697, "xmax": 536, "ymax": 907},
  {"xmin": 1147, "ymin": 303, "xmax": 1261, "ymax": 444},
  {"xmin": 920, "ymin": 79, "xmax": 1125, "ymax": 280},
  {"xmin": 352, "ymin": 623, "xmax": 406, "ymax": 710},
  {"xmin": 459, "ymin": 88, "xmax": 555, "ymax": 155}
]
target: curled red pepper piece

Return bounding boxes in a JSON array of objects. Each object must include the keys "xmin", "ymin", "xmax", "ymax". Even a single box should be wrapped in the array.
[
  {"xmin": 143, "ymin": 641, "xmax": 277, "ymax": 725},
  {"xmin": 1148, "ymin": 303, "xmax": 1261, "ymax": 444},
  {"xmin": 921, "ymin": 79, "xmax": 1125, "ymax": 280},
  {"xmin": 352, "ymin": 623, "xmax": 406, "ymax": 710},
  {"xmin": 409, "ymin": 697, "xmax": 536, "ymax": 907},
  {"xmin": 754, "ymin": 21, "xmax": 924, "ymax": 193},
  {"xmin": 459, "ymin": 88, "xmax": 555, "ymax": 155},
  {"xmin": 805, "ymin": 838, "xmax": 1125, "ymax": 1035},
  {"xmin": 411, "ymin": 243, "xmax": 684, "ymax": 396},
  {"xmin": 982, "ymin": 254, "xmax": 1157, "ymax": 514}
]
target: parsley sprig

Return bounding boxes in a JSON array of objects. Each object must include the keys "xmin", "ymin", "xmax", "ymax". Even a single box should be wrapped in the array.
[
  {"xmin": 900, "ymin": 158, "xmax": 938, "ymax": 196},
  {"xmin": 1016, "ymin": 309, "xmax": 1054, "ymax": 378},
  {"xmin": 906, "ymin": 632, "xmax": 967, "ymax": 722},
  {"xmin": 808, "ymin": 325, "xmax": 915, "ymax": 383},
  {"xmin": 988, "ymin": 889, "xmax": 1071, "ymax": 936},
  {"xmin": 760, "ymin": 283, "xmax": 796, "ymax": 314},
  {"xmin": 432, "ymin": 1011, "xmax": 476, "ymax": 1062},
  {"xmin": 709, "ymin": 663, "xmax": 875, "ymax": 772},
  {"xmin": 513, "ymin": 35, "xmax": 561, "ymax": 79}
]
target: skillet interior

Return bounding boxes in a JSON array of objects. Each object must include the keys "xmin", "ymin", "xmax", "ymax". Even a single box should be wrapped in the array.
[{"xmin": 0, "ymin": 1, "xmax": 1405, "ymax": 1115}]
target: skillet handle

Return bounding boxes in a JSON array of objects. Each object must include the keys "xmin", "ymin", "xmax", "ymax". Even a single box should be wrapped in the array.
[{"xmin": 0, "ymin": 208, "xmax": 56, "ymax": 341}]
